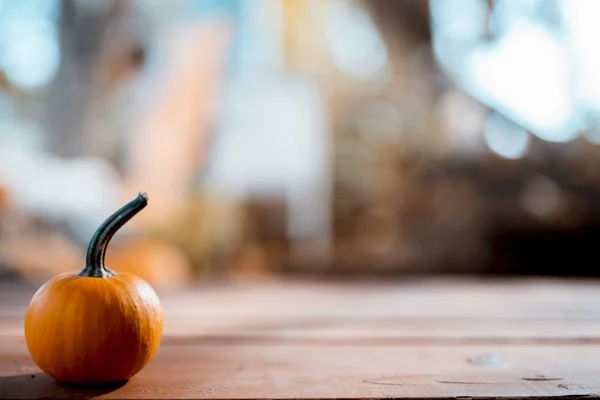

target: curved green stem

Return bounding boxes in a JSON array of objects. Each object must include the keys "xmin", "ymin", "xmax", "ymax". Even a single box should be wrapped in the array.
[{"xmin": 79, "ymin": 192, "xmax": 148, "ymax": 278}]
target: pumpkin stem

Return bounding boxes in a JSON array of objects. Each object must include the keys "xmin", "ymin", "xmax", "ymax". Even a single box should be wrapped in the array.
[{"xmin": 80, "ymin": 192, "xmax": 149, "ymax": 278}]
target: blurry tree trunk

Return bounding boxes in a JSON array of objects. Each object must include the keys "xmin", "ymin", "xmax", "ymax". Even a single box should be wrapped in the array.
[
  {"xmin": 357, "ymin": 0, "xmax": 450, "ymax": 158},
  {"xmin": 361, "ymin": 0, "xmax": 446, "ymax": 95},
  {"xmin": 362, "ymin": 0, "xmax": 432, "ymax": 49},
  {"xmin": 44, "ymin": 0, "xmax": 129, "ymax": 158}
]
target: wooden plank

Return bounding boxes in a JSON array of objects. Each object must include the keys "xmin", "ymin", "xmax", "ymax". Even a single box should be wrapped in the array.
[
  {"xmin": 2, "ymin": 279, "xmax": 600, "ymax": 399},
  {"xmin": 2, "ymin": 342, "xmax": 600, "ymax": 399},
  {"xmin": 3, "ymin": 279, "xmax": 600, "ymax": 342},
  {"xmin": 5, "ymin": 278, "xmax": 600, "ymax": 320},
  {"xmin": 5, "ymin": 315, "xmax": 600, "ymax": 343}
]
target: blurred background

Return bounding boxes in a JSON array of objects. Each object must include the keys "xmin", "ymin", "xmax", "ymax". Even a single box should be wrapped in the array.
[{"xmin": 1, "ymin": 0, "xmax": 600, "ymax": 289}]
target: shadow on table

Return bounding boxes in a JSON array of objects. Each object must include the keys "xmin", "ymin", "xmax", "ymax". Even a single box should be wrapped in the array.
[{"xmin": 0, "ymin": 373, "xmax": 126, "ymax": 399}]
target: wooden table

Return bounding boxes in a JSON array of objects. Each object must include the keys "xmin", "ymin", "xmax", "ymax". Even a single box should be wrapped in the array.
[{"xmin": 2, "ymin": 277, "xmax": 600, "ymax": 399}]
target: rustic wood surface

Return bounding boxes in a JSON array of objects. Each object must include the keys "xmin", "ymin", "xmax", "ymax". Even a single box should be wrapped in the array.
[{"xmin": 2, "ymin": 277, "xmax": 600, "ymax": 399}]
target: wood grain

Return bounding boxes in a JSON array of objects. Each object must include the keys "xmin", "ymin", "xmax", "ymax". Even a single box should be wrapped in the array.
[{"xmin": 1, "ymin": 278, "xmax": 600, "ymax": 399}]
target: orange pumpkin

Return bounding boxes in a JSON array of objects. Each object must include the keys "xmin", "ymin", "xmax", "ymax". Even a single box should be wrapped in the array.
[
  {"xmin": 106, "ymin": 238, "xmax": 192, "ymax": 289},
  {"xmin": 0, "ymin": 183, "xmax": 7, "ymax": 210},
  {"xmin": 24, "ymin": 192, "xmax": 163, "ymax": 384}
]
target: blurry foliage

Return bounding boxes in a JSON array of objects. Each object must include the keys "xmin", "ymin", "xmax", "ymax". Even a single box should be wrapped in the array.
[{"xmin": 4, "ymin": 0, "xmax": 600, "ymax": 283}]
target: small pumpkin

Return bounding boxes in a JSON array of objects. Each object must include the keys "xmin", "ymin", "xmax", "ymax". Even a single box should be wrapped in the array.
[
  {"xmin": 106, "ymin": 238, "xmax": 192, "ymax": 289},
  {"xmin": 24, "ymin": 192, "xmax": 163, "ymax": 384},
  {"xmin": 0, "ymin": 183, "xmax": 8, "ymax": 210},
  {"xmin": 0, "ymin": 233, "xmax": 83, "ymax": 280}
]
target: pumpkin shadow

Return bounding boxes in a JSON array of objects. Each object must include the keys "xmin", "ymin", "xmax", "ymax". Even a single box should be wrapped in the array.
[{"xmin": 0, "ymin": 373, "xmax": 127, "ymax": 399}]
